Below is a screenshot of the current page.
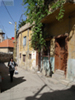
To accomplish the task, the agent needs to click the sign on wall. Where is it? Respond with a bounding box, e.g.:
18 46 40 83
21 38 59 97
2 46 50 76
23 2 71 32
32 51 36 67
32 51 36 59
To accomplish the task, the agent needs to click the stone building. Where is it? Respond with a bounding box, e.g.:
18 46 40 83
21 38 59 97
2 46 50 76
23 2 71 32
0 39 14 53
17 23 38 70
41 2 75 80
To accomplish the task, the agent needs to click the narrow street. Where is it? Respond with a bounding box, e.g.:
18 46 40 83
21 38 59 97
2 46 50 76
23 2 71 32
0 1 75 100
0 64 75 100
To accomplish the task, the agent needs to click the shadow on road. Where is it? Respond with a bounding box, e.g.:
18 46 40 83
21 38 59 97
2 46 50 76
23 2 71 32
0 63 26 92
25 84 75 100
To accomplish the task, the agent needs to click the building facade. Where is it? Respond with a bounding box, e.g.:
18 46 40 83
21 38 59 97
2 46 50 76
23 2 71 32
17 23 38 70
41 2 75 80
0 39 14 53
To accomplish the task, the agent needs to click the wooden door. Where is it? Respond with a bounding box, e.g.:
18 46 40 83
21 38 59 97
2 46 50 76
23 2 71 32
55 36 68 72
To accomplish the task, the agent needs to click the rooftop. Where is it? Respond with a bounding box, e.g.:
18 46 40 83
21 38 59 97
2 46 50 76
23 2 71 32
0 39 14 48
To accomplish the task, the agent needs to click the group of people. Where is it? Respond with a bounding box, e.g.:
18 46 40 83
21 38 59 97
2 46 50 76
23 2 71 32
8 58 17 82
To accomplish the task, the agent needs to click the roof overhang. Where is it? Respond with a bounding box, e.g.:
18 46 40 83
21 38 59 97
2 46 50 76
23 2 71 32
17 23 33 38
41 3 75 24
18 23 32 34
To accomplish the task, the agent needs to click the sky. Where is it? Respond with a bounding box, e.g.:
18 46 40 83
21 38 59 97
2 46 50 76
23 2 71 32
0 0 27 38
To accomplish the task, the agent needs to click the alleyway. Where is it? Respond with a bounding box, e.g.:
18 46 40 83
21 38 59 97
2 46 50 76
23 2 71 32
0 63 75 100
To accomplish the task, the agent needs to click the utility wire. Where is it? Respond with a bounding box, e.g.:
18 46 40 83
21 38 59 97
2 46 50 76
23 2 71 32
2 0 15 24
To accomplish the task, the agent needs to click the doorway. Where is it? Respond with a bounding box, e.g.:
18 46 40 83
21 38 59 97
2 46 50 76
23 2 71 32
55 36 68 74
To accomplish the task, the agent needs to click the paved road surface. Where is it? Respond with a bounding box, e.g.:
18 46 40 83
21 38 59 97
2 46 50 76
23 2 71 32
0 63 75 100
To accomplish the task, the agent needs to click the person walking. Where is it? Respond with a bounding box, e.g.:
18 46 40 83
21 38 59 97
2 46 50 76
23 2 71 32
8 58 16 82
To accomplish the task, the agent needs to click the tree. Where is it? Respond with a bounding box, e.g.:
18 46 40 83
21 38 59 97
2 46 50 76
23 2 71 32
23 0 66 72
18 19 26 29
23 0 66 50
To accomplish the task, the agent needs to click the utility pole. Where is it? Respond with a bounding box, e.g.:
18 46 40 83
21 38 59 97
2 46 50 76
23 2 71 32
26 29 29 70
13 22 17 62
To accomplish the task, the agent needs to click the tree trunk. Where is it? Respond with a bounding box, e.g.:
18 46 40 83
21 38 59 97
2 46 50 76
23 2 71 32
38 52 41 71
48 40 52 77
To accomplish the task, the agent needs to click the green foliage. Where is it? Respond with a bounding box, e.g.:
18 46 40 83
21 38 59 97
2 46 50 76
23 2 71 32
56 4 65 20
23 0 48 52
51 0 65 20
23 0 66 52
18 19 26 29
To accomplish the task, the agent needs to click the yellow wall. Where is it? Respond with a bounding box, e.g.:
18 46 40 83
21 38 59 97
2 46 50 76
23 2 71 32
45 16 75 37
68 24 75 59
18 29 37 70
45 16 75 59
50 38 55 56
19 29 33 53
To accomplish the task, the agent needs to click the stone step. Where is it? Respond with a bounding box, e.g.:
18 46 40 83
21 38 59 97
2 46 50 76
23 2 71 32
52 73 65 80
48 78 59 84
55 69 65 75
60 79 69 85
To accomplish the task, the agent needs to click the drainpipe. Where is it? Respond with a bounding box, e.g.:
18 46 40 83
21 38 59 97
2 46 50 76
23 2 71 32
28 29 29 53
27 29 29 69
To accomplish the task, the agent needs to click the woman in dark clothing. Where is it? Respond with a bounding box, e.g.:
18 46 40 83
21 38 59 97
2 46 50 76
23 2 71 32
8 58 16 82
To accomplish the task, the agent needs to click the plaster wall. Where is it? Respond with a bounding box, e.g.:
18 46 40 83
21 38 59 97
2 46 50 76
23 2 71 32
44 13 75 79
18 29 37 70
0 48 8 53
67 20 75 80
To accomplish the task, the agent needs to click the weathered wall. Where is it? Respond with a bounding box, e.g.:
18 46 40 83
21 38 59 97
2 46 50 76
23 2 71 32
45 15 75 37
67 22 75 81
0 48 8 53
44 11 75 79
52 16 75 80
41 57 55 76
16 37 19 64
0 52 13 62
0 48 13 53
19 30 33 53
50 38 55 56
18 28 37 70
43 16 74 76
41 38 55 76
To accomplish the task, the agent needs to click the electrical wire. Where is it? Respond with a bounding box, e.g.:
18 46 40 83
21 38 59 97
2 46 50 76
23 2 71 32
2 0 15 24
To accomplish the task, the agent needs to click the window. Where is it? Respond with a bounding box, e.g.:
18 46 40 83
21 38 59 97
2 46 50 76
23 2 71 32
20 53 21 58
23 55 26 62
29 54 31 59
23 36 26 46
